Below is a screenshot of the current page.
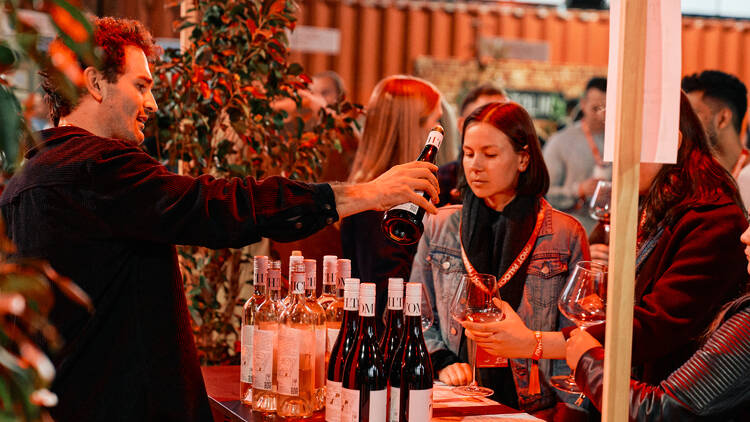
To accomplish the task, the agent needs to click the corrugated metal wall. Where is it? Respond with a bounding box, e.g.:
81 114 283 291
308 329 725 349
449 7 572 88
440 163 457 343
289 1 750 104
95 1 750 105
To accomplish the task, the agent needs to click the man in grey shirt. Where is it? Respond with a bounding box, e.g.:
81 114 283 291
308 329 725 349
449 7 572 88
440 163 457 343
543 77 611 233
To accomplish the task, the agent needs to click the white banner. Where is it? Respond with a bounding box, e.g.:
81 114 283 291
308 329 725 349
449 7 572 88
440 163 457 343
604 0 681 164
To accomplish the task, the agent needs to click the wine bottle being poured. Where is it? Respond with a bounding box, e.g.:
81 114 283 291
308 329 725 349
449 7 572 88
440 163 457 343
381 125 444 245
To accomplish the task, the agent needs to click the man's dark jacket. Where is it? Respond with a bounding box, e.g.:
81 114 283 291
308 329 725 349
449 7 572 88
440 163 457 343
0 127 339 421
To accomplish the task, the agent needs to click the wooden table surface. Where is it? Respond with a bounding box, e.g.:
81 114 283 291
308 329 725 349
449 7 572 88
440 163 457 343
202 365 525 421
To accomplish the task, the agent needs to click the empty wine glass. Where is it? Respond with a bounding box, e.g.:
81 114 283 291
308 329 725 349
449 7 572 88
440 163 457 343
550 261 607 394
589 180 612 245
448 273 501 397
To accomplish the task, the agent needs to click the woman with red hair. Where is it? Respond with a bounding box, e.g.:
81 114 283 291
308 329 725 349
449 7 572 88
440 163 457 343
410 101 589 417
342 75 443 330
470 92 748 419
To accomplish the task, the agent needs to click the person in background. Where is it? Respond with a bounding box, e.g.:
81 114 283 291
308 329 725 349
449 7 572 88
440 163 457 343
468 93 747 413
412 101 588 418
437 83 509 206
565 224 750 421
311 70 345 106
341 75 442 334
682 70 750 208
435 96 460 167
0 18 440 422
543 77 610 233
271 70 359 273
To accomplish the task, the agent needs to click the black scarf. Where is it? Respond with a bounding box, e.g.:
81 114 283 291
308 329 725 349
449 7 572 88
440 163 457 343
461 192 539 310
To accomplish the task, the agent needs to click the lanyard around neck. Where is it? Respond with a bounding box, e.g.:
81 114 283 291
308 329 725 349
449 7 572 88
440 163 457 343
459 198 548 293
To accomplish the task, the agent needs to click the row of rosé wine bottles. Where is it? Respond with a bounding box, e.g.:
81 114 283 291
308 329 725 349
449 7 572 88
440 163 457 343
240 253 433 421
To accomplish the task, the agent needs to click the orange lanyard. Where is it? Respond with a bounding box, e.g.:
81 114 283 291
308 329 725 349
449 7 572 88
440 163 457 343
581 121 604 167
459 199 548 293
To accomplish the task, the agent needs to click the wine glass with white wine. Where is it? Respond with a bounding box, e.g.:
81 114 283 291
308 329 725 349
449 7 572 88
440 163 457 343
550 261 607 394
448 273 502 397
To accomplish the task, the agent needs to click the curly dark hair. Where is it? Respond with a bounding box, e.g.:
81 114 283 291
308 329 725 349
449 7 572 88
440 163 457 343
682 70 748 135
41 17 160 126
639 91 744 238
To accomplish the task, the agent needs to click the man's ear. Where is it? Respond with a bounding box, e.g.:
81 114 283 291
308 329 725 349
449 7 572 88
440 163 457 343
715 107 734 132
83 67 105 102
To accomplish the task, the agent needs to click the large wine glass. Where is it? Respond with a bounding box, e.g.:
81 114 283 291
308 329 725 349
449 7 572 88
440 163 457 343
448 273 502 397
550 261 607 393
588 180 611 245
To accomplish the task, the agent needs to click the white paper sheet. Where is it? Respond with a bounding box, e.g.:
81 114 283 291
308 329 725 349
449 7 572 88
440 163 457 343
603 0 681 164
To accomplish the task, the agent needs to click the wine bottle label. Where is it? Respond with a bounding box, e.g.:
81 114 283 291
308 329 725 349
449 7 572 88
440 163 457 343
387 295 403 310
426 131 443 149
277 327 302 395
405 301 421 317
240 325 254 383
388 386 400 422
315 327 326 388
389 199 420 215
327 327 340 354
292 276 306 294
369 388 387 422
407 388 433 422
359 299 376 317
269 270 281 290
341 388 359 422
344 297 358 311
252 329 276 391
326 380 342 422
306 275 316 290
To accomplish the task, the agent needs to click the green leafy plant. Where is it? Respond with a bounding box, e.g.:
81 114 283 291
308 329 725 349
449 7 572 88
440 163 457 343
150 0 362 365
1 1 95 419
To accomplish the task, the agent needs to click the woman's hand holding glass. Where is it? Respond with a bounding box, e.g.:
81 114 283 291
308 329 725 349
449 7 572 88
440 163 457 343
448 273 501 397
461 298 536 358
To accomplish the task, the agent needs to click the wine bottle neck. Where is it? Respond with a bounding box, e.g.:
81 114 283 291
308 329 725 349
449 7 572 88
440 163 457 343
385 309 403 327
254 282 266 296
358 315 378 338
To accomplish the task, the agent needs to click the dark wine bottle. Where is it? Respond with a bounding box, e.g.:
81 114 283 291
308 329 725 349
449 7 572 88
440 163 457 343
381 125 444 245
380 278 404 373
325 278 360 422
388 282 433 422
341 283 387 422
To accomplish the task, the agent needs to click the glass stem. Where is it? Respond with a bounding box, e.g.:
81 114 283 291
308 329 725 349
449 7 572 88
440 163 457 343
471 341 478 387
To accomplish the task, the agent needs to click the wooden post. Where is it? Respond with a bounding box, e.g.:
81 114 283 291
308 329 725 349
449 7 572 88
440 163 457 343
602 0 647 420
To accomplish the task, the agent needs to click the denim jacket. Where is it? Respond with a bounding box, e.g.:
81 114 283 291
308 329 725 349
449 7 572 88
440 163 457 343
410 202 589 412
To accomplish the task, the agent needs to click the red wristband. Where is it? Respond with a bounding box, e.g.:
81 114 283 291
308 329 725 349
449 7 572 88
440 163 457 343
531 330 543 360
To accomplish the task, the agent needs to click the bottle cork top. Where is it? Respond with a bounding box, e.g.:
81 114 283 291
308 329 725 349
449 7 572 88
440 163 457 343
405 282 422 298
388 278 404 292
304 259 316 274
344 278 360 292
253 256 268 274
360 283 376 298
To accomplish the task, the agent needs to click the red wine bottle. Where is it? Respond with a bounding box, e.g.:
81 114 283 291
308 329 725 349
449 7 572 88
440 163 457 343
388 283 433 422
379 278 404 372
325 278 360 422
341 283 387 422
381 126 444 245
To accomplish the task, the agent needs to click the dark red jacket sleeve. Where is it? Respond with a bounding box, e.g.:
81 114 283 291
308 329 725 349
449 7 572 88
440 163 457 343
92 139 339 248
586 202 748 367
